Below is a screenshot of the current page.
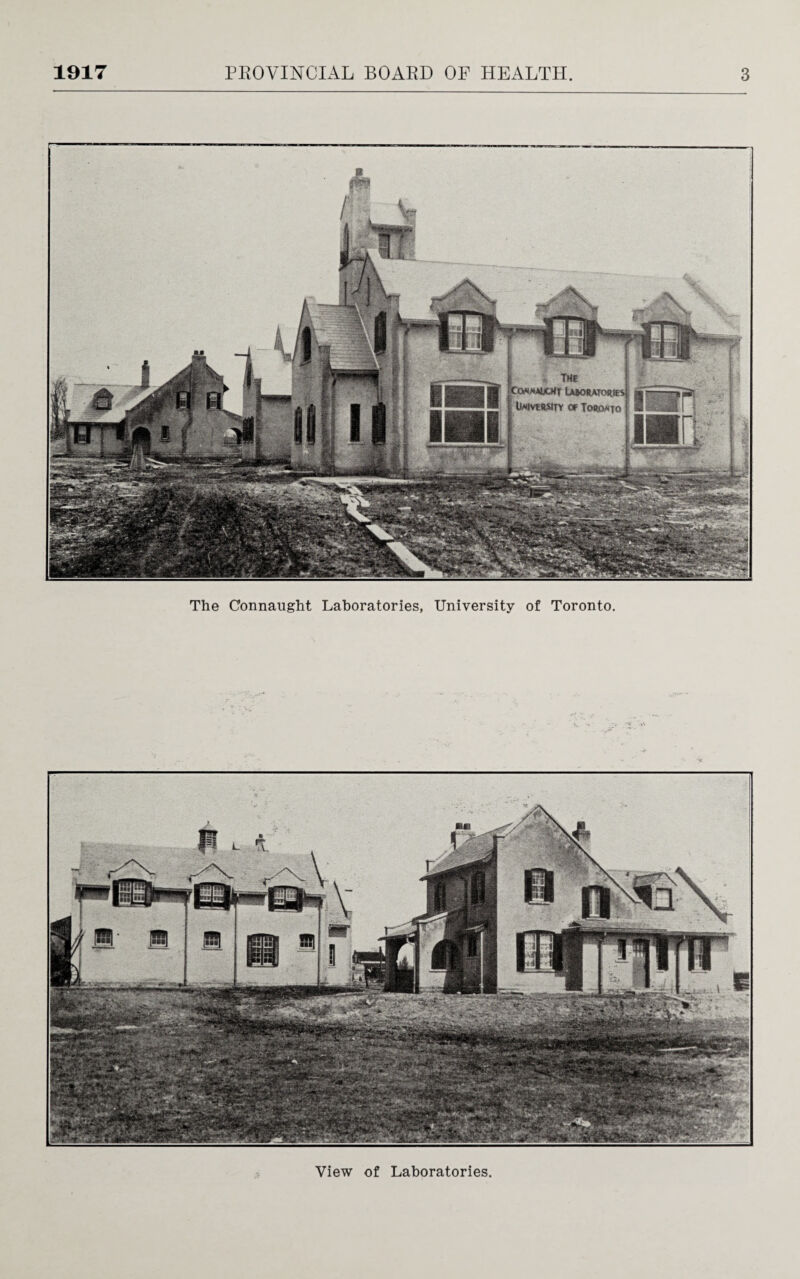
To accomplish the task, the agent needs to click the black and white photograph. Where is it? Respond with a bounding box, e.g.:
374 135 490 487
48 145 751 581
49 772 751 1147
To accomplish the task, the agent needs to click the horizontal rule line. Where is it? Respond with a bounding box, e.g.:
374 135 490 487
52 88 748 96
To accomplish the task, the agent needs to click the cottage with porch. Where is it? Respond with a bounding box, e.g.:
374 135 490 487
381 804 734 995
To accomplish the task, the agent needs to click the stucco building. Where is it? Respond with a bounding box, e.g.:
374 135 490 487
381 804 735 995
70 822 352 988
240 328 293 463
291 168 743 477
66 351 242 460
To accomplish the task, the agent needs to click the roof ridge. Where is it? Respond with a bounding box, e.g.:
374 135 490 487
379 256 696 282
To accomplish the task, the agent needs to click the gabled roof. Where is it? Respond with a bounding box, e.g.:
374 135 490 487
608 868 731 934
421 824 511 878
370 201 412 229
327 881 351 926
371 257 738 336
68 382 154 424
77 842 326 897
304 300 378 372
248 347 292 396
275 324 297 355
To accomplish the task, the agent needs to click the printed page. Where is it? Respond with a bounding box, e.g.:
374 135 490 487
1 1 797 1275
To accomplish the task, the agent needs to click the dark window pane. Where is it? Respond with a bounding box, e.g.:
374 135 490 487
444 384 484 409
634 390 643 411
646 414 680 444
429 410 442 442
444 410 485 443
645 390 680 413
634 414 644 444
430 383 442 407
487 385 499 408
487 411 499 442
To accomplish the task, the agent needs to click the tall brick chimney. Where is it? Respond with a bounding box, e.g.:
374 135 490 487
450 821 473 849
572 820 591 853
141 359 150 388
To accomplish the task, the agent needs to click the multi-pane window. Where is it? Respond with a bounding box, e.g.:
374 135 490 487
429 383 500 445
470 870 485 905
150 930 168 948
207 392 220 409
649 322 680 359
176 391 190 410
75 424 89 444
517 930 557 972
634 388 694 446
306 405 316 444
526 869 546 903
270 886 301 911
586 886 602 917
689 938 711 971
299 934 315 950
94 928 113 947
95 395 111 410
654 888 673 910
198 883 226 907
329 944 336 966
656 937 669 971
247 934 278 967
203 931 221 949
553 318 586 356
378 233 390 258
116 879 148 906
446 312 483 352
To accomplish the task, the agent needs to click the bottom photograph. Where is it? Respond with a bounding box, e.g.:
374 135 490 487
48 771 751 1146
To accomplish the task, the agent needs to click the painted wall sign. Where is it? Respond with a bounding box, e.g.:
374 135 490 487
512 373 626 416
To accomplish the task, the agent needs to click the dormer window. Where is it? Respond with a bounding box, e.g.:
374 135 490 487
194 883 230 909
113 879 152 907
646 321 691 360
269 885 303 911
94 393 111 410
441 311 491 353
544 317 597 357
654 887 673 910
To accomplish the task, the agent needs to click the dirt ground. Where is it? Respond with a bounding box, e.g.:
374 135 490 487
48 459 749 579
49 988 750 1145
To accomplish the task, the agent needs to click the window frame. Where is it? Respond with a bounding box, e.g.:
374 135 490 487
517 930 559 973
648 321 685 360
269 885 303 912
94 928 113 948
349 403 361 443
470 870 485 905
176 390 190 410
433 880 447 912
203 931 222 950
689 937 711 972
75 424 89 444
431 939 457 971
378 233 391 258
634 387 695 447
301 327 312 362
429 382 501 447
373 311 387 354
195 882 228 910
306 404 316 444
160 424 170 442
293 406 302 443
552 317 586 356
445 311 486 353
114 878 152 908
617 939 627 961
656 936 669 971
524 868 555 905
654 887 673 910
299 933 316 950
247 933 279 968
329 943 336 967
206 391 221 410
149 929 168 949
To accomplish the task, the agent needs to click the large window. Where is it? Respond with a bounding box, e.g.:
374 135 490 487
516 931 562 972
149 930 168 948
429 383 500 445
114 879 152 907
524 868 554 903
195 883 229 909
247 934 279 967
634 388 694 446
269 886 303 911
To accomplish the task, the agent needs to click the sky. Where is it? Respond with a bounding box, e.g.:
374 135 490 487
49 772 751 965
49 145 751 415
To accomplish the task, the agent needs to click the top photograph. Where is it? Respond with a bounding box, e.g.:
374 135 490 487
47 145 751 581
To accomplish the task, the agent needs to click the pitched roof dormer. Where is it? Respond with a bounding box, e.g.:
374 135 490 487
92 388 113 410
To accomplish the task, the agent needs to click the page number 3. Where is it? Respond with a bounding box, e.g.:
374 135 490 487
740 67 750 81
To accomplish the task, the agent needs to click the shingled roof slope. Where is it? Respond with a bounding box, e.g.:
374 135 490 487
249 347 292 395
78 842 326 896
306 301 378 372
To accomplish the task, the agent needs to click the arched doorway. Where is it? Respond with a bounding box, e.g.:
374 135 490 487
131 426 151 455
223 426 242 449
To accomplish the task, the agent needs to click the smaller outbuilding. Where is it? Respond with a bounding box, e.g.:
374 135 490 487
240 327 293 463
65 351 242 460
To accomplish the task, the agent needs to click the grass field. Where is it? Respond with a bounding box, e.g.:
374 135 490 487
48 459 749 579
49 988 750 1145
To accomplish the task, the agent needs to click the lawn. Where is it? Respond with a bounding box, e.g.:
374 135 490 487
48 459 749 579
49 988 750 1145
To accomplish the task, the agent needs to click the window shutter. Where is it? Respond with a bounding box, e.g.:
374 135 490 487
544 870 555 903
273 936 279 966
581 886 590 918
267 888 275 911
295 891 303 912
86 426 91 444
194 885 201 909
176 392 181 409
702 939 711 971
688 939 695 970
680 324 691 360
516 933 525 973
553 934 564 972
482 315 495 352
371 404 379 442
600 887 611 919
585 320 597 357
543 320 553 356
144 883 153 907
439 315 449 351
73 425 79 444
112 880 119 906
246 937 253 967
524 869 532 902
223 886 231 911
642 325 651 359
